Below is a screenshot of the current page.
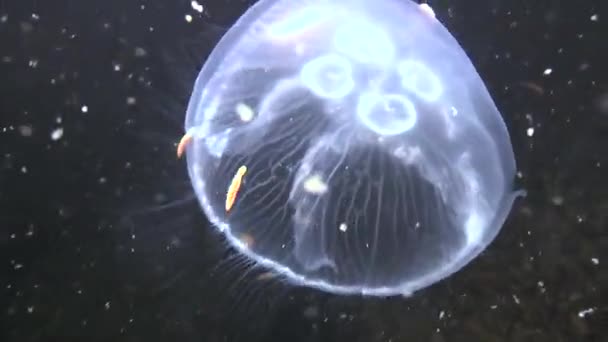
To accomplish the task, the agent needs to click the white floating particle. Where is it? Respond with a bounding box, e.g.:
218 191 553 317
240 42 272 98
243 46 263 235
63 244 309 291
512 294 520 304
105 302 111 310
27 306 34 313
236 102 254 122
438 310 445 319
18 125 33 137
51 127 64 141
21 21 33 33
191 1 204 13
134 47 147 57
450 106 458 116
543 68 552 76
303 174 328 194
81 105 88 113
537 281 546 293
303 305 319 319
126 96 136 105
338 223 348 232
578 307 595 318
591 258 599 265
185 14 193 23
590 14 598 22
551 195 564 205
526 127 535 137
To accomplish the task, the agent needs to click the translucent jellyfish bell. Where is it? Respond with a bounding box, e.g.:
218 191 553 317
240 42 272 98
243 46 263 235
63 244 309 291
182 0 523 296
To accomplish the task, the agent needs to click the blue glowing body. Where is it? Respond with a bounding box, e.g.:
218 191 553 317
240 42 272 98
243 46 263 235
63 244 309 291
183 0 522 296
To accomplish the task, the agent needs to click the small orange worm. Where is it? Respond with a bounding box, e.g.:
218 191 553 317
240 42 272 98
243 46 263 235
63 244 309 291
225 165 247 212
176 132 193 158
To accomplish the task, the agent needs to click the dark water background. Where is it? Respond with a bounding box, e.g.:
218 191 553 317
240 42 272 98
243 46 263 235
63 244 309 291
1 0 606 341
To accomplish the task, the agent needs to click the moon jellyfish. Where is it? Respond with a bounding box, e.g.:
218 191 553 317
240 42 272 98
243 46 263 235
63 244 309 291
181 0 523 296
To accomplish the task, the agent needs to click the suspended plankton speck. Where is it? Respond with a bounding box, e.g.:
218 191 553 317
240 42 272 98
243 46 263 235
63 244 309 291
134 47 147 57
191 1 204 13
236 102 255 122
303 174 328 194
50 127 64 141
19 125 33 137
578 307 596 318
338 223 348 232
126 96 136 105
526 127 534 137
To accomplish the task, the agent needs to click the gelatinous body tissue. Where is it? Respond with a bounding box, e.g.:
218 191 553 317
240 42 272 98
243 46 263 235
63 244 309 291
181 0 523 296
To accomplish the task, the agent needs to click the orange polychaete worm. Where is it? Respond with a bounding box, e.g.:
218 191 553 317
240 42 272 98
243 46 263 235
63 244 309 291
225 165 248 213
176 132 193 158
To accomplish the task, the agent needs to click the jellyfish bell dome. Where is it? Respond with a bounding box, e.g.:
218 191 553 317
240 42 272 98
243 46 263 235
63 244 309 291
181 0 523 296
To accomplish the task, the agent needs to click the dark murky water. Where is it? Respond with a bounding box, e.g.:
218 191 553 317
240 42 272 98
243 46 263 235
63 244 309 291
2 1 606 341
